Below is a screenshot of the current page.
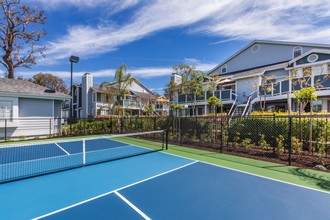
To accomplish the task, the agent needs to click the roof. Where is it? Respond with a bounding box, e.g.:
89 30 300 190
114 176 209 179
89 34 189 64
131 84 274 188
0 78 71 100
226 62 288 80
156 96 169 103
132 91 157 100
209 39 330 74
92 78 156 95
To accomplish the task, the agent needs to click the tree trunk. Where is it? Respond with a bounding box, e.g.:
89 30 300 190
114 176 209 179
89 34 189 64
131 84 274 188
7 65 14 79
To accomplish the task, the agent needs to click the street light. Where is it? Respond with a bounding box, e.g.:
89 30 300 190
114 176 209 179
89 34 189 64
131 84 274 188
184 104 188 117
69 55 79 120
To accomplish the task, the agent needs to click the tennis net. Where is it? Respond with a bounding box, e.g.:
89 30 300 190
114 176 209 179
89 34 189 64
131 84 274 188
0 130 168 183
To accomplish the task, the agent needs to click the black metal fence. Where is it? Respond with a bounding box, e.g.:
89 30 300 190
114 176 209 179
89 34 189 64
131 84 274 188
1 115 330 171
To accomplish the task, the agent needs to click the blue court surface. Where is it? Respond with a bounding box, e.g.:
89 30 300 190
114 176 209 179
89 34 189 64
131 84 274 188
0 141 330 219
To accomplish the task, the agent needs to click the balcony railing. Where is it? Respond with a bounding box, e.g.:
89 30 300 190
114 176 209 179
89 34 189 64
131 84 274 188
258 75 330 97
177 89 236 104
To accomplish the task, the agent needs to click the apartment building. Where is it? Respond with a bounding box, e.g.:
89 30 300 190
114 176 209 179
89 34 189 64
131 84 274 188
172 40 330 116
64 73 168 118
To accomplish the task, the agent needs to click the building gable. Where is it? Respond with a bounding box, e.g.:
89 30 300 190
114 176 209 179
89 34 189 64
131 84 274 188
209 40 330 76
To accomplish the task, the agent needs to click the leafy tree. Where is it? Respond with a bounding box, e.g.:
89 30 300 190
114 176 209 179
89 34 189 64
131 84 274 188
164 78 176 101
31 73 68 94
172 64 195 94
169 64 205 116
144 104 154 116
207 95 222 115
170 103 183 117
293 87 317 113
186 69 205 116
207 73 221 92
258 75 276 112
0 0 47 79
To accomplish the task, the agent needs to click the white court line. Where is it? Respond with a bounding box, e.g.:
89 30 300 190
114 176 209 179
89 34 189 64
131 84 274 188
114 191 151 220
55 143 70 155
33 160 198 220
157 148 330 195
1 145 136 166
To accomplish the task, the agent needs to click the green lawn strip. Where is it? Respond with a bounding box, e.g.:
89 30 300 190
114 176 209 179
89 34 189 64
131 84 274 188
0 134 113 147
121 137 330 192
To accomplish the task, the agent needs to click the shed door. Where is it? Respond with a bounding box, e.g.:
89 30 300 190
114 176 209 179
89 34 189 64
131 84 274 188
19 98 53 117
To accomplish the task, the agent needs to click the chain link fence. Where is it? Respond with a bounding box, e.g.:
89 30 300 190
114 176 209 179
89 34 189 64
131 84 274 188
1 115 330 170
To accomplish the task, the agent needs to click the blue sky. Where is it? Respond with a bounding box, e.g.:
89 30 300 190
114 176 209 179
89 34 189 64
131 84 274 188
6 0 330 94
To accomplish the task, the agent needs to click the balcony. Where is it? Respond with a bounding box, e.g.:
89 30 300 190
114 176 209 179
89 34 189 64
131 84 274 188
177 89 236 104
258 75 330 100
154 104 168 111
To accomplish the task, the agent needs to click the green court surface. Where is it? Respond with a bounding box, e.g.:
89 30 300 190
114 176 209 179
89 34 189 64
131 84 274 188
1 135 330 192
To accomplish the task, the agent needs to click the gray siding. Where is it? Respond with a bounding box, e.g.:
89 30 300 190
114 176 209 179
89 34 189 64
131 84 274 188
214 43 315 74
236 77 258 103
296 53 330 65
54 100 62 118
19 98 52 117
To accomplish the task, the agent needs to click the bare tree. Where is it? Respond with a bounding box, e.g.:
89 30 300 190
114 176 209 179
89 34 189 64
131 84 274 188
0 0 46 79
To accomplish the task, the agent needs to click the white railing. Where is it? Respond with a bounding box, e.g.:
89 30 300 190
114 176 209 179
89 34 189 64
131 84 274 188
242 91 257 117
228 94 238 118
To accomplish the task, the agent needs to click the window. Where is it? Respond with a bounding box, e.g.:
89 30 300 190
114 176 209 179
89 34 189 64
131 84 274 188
221 64 227 74
97 93 102 102
293 46 302 58
92 93 96 102
307 54 318 63
0 100 13 120
251 44 260 53
312 100 322 112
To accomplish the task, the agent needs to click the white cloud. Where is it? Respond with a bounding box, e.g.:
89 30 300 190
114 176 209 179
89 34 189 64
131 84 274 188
36 0 330 64
32 0 140 11
16 60 217 81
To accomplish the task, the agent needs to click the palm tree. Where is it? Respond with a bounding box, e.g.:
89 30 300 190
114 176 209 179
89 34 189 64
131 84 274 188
100 64 137 116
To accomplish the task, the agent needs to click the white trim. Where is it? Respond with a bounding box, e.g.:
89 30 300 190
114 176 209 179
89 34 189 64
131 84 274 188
232 72 264 80
209 40 330 74
55 143 70 155
0 92 70 100
292 46 302 59
221 64 227 74
115 191 151 220
251 44 260 53
289 49 330 65
307 54 319 63
52 100 54 118
286 59 330 70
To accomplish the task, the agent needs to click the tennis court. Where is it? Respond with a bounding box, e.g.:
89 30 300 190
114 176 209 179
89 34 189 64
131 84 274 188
0 131 330 219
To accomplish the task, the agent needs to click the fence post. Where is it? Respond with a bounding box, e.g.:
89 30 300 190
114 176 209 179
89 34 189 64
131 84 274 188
121 117 123 133
5 119 7 142
49 118 52 137
180 117 183 146
288 116 292 166
220 116 223 153
165 129 169 150
110 117 112 134
70 117 72 136
83 118 86 135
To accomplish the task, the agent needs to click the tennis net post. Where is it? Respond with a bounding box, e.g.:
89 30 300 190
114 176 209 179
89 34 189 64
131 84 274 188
83 139 86 166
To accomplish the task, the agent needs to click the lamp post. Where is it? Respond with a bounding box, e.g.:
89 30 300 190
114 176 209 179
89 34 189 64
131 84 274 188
69 55 79 120
184 104 188 117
